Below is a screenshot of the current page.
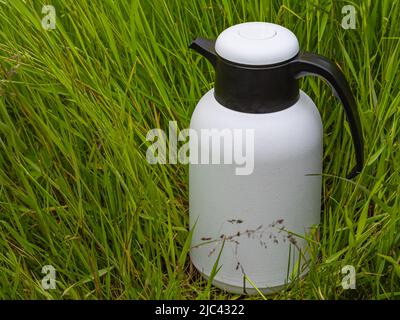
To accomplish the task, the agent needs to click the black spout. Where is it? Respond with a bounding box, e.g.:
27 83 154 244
189 37 217 68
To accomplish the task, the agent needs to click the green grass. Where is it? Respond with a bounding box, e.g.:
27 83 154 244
0 0 399 299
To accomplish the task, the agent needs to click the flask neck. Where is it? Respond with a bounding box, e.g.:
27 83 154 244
214 56 300 113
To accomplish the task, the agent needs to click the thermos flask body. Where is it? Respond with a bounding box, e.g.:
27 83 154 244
189 89 323 294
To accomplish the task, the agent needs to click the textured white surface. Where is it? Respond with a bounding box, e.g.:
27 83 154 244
215 22 299 65
189 90 323 293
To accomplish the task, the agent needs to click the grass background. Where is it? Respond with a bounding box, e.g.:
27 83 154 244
0 0 399 299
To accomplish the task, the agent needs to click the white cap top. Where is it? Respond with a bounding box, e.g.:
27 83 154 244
215 22 299 65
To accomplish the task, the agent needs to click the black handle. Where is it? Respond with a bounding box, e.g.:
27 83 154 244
290 52 364 178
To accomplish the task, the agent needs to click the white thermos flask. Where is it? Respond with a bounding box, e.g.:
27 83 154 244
189 22 363 294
